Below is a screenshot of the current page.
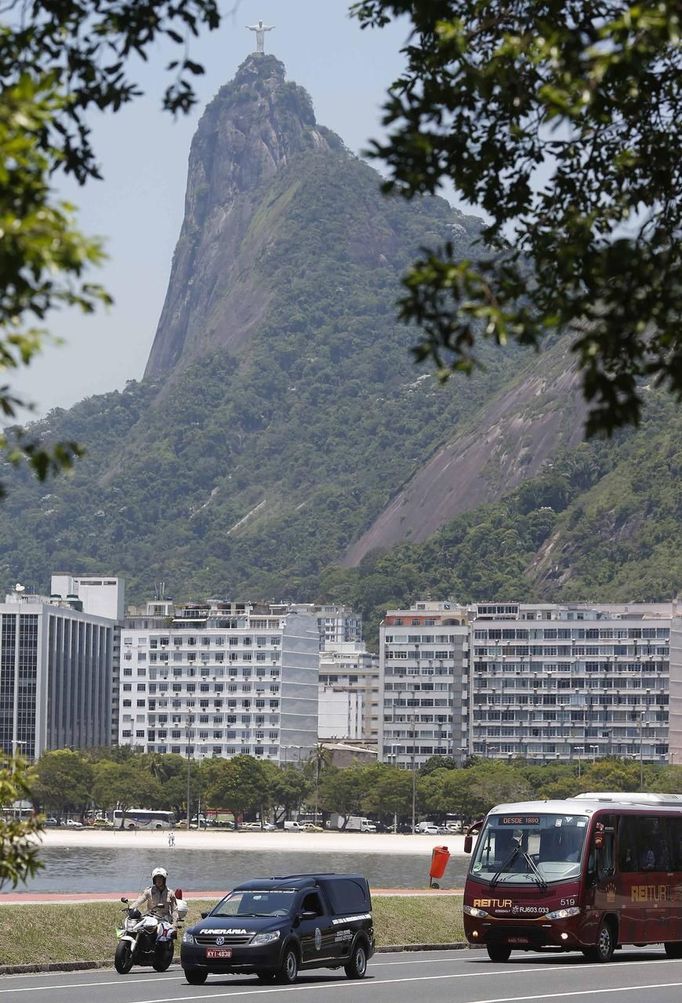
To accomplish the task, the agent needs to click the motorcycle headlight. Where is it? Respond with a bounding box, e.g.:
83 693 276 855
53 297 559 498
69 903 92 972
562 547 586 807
251 930 280 946
182 931 196 945
463 904 488 919
545 906 581 920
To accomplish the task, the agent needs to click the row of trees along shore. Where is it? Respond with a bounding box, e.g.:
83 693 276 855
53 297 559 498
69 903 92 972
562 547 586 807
4 749 682 891
19 747 682 828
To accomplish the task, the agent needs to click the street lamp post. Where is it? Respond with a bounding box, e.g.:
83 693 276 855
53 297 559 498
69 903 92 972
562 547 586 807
574 746 584 778
396 688 417 834
639 712 647 788
186 714 194 827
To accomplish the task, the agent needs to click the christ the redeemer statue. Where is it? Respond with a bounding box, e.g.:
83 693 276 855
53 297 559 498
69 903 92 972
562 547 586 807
247 19 275 54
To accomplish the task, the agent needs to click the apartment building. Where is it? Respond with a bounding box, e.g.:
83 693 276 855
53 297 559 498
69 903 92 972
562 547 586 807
379 601 469 768
318 642 379 744
469 602 672 764
286 604 362 650
119 600 319 763
0 587 116 758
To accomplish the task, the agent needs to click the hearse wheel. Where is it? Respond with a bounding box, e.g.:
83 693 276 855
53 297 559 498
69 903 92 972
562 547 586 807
184 968 208 985
487 944 512 963
344 941 368 979
583 918 615 963
277 947 299 984
665 942 682 959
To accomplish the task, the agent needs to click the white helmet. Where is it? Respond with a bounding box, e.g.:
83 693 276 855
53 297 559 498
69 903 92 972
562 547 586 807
151 867 168 881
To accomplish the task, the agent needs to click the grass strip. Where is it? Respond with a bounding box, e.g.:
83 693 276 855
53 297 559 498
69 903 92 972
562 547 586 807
0 896 464 967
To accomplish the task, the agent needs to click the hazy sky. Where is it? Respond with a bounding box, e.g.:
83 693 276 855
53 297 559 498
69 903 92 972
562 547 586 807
15 0 411 419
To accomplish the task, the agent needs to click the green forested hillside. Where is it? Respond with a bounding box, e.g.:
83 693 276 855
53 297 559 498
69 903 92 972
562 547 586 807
321 392 682 647
1 56 680 624
0 148 513 600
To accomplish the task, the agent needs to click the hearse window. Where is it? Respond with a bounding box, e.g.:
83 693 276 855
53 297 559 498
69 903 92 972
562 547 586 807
322 878 368 913
301 892 324 916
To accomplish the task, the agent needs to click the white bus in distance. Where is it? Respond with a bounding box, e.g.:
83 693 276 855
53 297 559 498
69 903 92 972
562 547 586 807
113 809 176 830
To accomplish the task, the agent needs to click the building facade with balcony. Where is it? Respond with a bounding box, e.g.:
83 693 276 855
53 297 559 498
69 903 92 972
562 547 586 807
379 601 469 768
469 602 672 764
119 600 319 762
318 642 379 744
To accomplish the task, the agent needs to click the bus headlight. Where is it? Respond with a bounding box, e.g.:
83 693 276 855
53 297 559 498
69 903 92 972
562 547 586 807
182 931 195 945
545 906 581 920
463 904 488 919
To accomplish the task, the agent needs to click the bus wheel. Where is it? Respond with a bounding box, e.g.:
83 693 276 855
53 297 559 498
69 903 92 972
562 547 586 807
486 944 512 963
665 942 682 959
584 919 615 963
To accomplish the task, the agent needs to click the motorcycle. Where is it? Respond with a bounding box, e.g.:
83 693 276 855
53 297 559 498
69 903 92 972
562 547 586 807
115 898 177 974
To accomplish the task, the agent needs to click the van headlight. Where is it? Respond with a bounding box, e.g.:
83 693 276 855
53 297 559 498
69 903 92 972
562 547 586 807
182 931 196 944
251 930 280 946
463 904 488 918
545 906 581 920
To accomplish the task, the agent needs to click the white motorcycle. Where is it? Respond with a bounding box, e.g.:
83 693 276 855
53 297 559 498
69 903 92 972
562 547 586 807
115 897 185 974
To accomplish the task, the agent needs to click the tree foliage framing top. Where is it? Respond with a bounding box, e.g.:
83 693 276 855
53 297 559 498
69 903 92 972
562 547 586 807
0 0 223 488
352 1 682 436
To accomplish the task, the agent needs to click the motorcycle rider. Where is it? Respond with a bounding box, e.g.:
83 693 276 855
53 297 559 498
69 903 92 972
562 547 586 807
132 867 179 933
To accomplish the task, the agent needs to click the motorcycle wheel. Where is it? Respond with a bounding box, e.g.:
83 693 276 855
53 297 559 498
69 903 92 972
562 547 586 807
115 941 134 975
153 942 174 972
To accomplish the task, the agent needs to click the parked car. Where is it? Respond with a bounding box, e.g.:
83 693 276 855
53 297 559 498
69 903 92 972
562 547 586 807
65 819 83 828
416 822 447 835
43 817 59 827
301 823 324 832
181 872 374 985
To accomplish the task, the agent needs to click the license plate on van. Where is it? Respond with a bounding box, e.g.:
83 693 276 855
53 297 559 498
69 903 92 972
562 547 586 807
207 948 232 959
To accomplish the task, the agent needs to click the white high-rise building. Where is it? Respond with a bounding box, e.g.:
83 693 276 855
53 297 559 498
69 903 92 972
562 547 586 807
0 588 115 758
119 600 319 762
379 601 469 768
51 573 125 621
469 602 672 764
318 642 379 743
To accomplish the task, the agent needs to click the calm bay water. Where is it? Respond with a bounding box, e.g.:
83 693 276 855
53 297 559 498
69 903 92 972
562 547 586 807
18 846 468 894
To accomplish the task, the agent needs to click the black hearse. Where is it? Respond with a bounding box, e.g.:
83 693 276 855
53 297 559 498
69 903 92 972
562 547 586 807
181 872 374 986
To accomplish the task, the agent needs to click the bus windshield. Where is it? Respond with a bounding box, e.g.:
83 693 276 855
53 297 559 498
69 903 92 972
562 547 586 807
471 812 589 886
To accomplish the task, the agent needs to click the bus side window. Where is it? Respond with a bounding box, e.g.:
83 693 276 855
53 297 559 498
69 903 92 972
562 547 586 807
669 818 682 870
618 817 637 872
598 815 615 878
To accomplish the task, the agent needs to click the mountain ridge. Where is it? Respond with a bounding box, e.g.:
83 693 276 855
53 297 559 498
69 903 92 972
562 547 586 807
0 54 679 618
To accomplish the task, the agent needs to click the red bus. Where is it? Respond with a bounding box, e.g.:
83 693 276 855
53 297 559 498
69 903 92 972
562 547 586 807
463 792 682 963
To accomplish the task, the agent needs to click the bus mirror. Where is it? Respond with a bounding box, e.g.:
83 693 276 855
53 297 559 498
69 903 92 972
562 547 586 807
464 834 473 854
593 823 615 849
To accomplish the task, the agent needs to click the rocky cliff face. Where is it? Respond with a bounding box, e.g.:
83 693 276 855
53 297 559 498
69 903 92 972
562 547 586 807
145 55 344 378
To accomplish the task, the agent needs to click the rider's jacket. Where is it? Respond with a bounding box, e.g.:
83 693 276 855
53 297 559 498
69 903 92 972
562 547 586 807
132 884 179 924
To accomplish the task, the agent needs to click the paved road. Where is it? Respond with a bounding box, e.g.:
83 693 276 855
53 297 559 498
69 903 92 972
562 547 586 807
3 949 682 1003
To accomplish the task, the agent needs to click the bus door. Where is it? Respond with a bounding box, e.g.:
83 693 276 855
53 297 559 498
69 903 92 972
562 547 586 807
583 815 616 937
617 815 676 944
